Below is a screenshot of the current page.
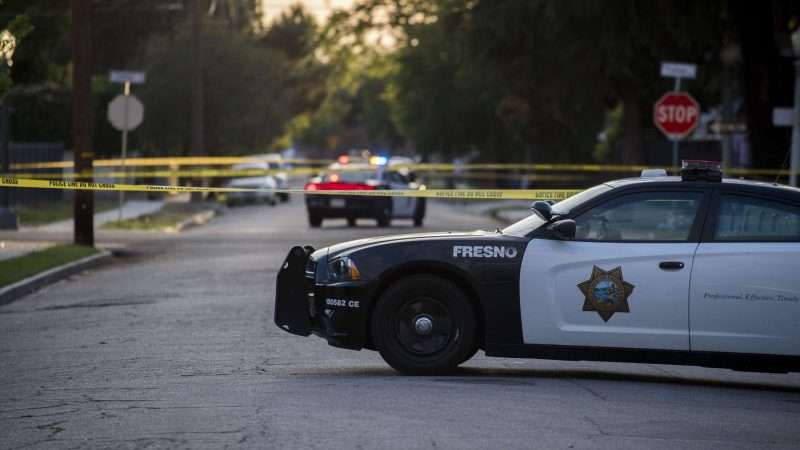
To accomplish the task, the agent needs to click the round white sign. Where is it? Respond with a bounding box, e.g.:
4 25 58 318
107 94 144 131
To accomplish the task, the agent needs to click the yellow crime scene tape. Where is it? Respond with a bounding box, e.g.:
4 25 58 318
0 176 581 201
10 156 792 178
10 156 335 170
6 168 587 182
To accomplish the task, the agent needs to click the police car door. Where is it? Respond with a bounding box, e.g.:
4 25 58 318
690 191 800 356
520 189 708 350
386 171 416 217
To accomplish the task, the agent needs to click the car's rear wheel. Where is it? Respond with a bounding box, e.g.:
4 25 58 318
413 199 425 227
347 217 357 227
376 206 391 227
372 275 477 375
308 213 322 228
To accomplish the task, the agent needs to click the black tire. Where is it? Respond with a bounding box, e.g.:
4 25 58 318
279 193 290 203
347 217 357 227
308 213 322 228
413 199 426 227
376 204 391 227
372 275 477 375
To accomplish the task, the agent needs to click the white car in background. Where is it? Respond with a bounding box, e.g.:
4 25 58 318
224 162 277 207
257 153 291 202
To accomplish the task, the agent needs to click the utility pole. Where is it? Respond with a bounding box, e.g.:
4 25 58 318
72 0 94 246
190 0 205 201
0 101 18 229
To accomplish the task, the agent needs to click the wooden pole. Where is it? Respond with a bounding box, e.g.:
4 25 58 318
72 0 94 246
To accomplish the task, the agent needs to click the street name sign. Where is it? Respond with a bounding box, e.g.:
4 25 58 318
107 94 144 131
708 121 747 135
110 70 146 84
660 62 697 79
653 91 700 140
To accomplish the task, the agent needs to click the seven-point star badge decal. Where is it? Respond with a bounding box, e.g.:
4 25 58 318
577 266 635 322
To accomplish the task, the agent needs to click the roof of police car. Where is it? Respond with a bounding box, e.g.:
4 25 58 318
604 176 800 194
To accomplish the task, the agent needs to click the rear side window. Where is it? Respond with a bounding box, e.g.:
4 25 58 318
573 191 702 242
715 195 800 241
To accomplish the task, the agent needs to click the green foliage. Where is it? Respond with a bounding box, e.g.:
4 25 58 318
310 0 733 164
0 3 34 97
6 84 71 144
0 0 69 88
0 244 98 288
137 17 294 155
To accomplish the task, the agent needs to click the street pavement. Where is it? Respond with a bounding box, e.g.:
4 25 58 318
1 198 799 449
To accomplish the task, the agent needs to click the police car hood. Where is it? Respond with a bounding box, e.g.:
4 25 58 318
323 230 506 258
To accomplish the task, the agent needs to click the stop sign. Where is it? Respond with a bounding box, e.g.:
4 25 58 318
653 91 700 140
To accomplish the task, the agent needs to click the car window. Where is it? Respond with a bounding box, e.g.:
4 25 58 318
323 172 374 183
574 191 702 241
385 171 407 184
550 184 612 215
715 195 800 241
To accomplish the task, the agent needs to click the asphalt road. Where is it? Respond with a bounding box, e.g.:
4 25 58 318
1 198 799 449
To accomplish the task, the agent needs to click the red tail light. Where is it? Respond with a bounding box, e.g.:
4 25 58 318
305 182 375 191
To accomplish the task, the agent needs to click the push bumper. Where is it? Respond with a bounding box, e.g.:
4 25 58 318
274 246 370 350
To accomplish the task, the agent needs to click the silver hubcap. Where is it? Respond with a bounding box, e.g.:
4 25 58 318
413 316 433 335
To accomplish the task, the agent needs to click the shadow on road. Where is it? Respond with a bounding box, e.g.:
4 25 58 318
286 365 800 394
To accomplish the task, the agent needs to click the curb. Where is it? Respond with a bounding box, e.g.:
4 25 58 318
0 250 112 306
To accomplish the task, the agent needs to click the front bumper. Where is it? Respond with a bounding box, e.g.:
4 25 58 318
274 246 370 350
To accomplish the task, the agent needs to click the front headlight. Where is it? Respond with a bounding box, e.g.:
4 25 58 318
328 256 361 282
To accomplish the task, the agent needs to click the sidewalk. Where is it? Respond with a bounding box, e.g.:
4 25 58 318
27 199 165 233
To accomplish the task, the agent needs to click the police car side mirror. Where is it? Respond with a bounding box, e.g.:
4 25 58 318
549 219 576 240
531 201 552 221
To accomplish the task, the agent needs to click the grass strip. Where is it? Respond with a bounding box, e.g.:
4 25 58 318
16 200 117 226
0 245 98 287
102 203 214 231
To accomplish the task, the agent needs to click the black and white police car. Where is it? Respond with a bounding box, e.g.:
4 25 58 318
304 161 426 227
276 161 800 374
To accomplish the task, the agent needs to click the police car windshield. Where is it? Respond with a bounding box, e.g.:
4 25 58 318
501 184 612 237
550 184 612 215
323 171 375 183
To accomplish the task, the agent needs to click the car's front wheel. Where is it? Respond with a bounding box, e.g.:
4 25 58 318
308 213 322 228
372 275 477 375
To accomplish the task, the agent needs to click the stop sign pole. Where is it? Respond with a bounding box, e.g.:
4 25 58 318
658 62 698 170
108 70 146 221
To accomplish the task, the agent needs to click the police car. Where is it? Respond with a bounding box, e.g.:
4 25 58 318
276 161 800 374
304 162 426 227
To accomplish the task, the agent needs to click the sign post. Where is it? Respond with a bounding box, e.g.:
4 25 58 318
658 62 698 170
108 70 145 221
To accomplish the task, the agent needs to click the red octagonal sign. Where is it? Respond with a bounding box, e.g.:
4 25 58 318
653 91 700 140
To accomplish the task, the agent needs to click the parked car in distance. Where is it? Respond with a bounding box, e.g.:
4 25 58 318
224 162 277 207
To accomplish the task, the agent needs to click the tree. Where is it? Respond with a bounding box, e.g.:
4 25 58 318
137 17 294 155
0 0 64 89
